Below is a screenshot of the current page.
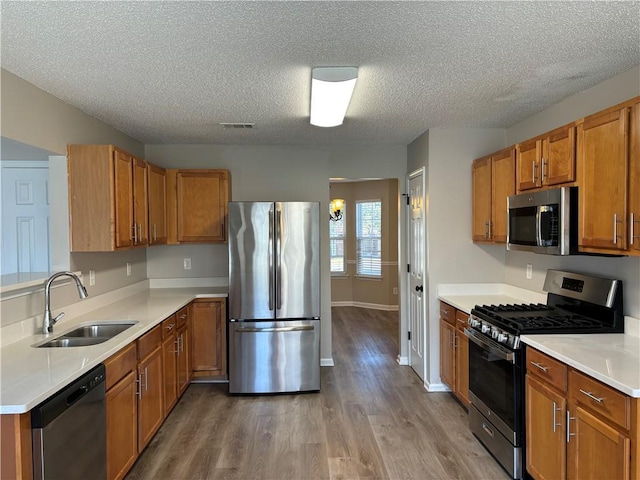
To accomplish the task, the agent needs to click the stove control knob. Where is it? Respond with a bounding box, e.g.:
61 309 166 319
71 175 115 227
491 328 499 339
497 333 508 343
481 324 491 334
468 317 480 328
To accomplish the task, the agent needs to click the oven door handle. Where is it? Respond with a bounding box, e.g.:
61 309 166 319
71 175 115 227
464 328 515 364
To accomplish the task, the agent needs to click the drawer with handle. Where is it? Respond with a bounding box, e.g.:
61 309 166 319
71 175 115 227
439 301 455 325
526 347 567 393
176 306 190 329
569 369 630 430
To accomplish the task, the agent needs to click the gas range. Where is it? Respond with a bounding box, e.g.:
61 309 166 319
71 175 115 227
468 270 624 351
465 269 624 480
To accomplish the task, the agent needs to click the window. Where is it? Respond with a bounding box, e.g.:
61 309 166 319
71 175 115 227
329 204 346 274
356 200 382 277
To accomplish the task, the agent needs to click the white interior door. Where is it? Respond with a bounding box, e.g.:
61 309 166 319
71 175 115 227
407 169 425 379
1 161 51 275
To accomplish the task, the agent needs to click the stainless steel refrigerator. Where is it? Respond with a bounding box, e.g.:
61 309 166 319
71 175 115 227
228 201 320 394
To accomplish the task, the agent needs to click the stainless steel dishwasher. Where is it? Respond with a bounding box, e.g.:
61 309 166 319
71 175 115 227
31 363 106 480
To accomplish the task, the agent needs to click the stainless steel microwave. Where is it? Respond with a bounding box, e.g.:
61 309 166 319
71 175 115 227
507 186 578 255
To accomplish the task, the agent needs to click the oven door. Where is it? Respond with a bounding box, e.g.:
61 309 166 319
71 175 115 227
465 328 523 445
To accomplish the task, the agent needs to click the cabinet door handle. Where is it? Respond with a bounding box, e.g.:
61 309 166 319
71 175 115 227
138 223 143 243
132 223 138 244
613 214 622 244
135 375 142 398
566 410 575 443
579 389 604 404
631 213 638 245
144 366 149 391
530 361 548 373
532 161 538 183
552 401 562 433
541 158 547 181
487 220 492 239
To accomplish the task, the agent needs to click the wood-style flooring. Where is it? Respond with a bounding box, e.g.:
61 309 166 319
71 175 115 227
125 307 509 480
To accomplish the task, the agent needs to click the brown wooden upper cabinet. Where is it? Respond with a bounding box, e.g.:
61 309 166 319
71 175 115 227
577 101 632 255
147 163 167 245
472 147 515 243
167 169 230 244
629 99 640 255
516 123 576 192
68 145 148 252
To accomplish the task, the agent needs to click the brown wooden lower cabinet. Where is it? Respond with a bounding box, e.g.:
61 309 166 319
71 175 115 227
439 301 470 407
104 342 138 480
191 298 227 377
525 347 638 480
161 317 178 417
106 371 138 480
136 326 164 452
0 413 32 480
177 322 191 395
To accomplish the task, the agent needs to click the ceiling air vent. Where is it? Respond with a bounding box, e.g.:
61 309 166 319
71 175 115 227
220 122 256 129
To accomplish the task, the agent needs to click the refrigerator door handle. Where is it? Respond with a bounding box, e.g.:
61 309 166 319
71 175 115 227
235 325 315 333
268 207 274 312
275 205 282 311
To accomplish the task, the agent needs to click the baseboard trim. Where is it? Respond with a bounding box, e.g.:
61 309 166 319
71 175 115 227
321 358 335 367
396 355 409 365
330 301 399 311
424 381 451 393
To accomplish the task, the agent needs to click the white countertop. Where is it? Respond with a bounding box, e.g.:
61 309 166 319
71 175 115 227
0 286 227 414
437 283 640 399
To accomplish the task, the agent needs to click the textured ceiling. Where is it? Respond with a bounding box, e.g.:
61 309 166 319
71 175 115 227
1 1 639 147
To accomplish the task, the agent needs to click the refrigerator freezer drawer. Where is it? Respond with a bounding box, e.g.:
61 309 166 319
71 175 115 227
228 319 320 394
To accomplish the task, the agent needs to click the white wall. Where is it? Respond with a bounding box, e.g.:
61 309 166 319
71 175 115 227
505 65 640 319
407 128 506 387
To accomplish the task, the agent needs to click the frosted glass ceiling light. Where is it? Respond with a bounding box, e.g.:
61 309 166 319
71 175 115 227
310 67 358 127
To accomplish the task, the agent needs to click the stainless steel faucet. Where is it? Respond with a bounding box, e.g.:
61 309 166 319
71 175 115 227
43 271 89 334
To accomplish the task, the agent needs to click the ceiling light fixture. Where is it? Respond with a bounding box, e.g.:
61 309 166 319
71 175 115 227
310 67 358 127
329 198 344 221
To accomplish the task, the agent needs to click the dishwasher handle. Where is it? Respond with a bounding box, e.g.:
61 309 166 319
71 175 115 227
31 363 106 428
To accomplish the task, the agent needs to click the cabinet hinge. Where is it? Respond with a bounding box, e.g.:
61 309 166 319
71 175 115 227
408 331 411 340
407 264 410 273
406 195 410 205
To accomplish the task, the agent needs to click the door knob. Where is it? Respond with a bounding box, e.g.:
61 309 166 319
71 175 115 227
415 285 423 292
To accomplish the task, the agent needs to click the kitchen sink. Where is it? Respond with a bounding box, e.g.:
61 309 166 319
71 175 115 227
33 321 137 348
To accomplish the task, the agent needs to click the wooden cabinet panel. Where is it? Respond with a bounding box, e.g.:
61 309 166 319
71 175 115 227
526 376 566 480
0 413 32 480
454 311 469 407
106 371 138 480
177 325 191 395
526 347 567 393
630 100 640 254
162 333 177 417
137 336 164 452
137 326 162 361
104 343 136 391
439 319 455 389
175 170 229 243
114 149 135 249
516 138 541 191
569 370 630 430
567 406 630 480
191 299 226 376
543 125 576 186
491 147 516 242
472 156 492 242
439 301 455 325
132 157 148 246
577 106 629 253
148 163 167 245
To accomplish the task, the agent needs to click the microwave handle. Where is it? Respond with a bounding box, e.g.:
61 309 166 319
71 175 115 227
535 206 543 246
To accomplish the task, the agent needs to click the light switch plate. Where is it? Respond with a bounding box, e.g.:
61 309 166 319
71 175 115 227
89 269 96 286
183 258 192 270
126 263 131 276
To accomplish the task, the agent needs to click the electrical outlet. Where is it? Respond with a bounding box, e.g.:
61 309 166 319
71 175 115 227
89 269 96 286
183 258 192 270
526 263 533 280
126 262 131 276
